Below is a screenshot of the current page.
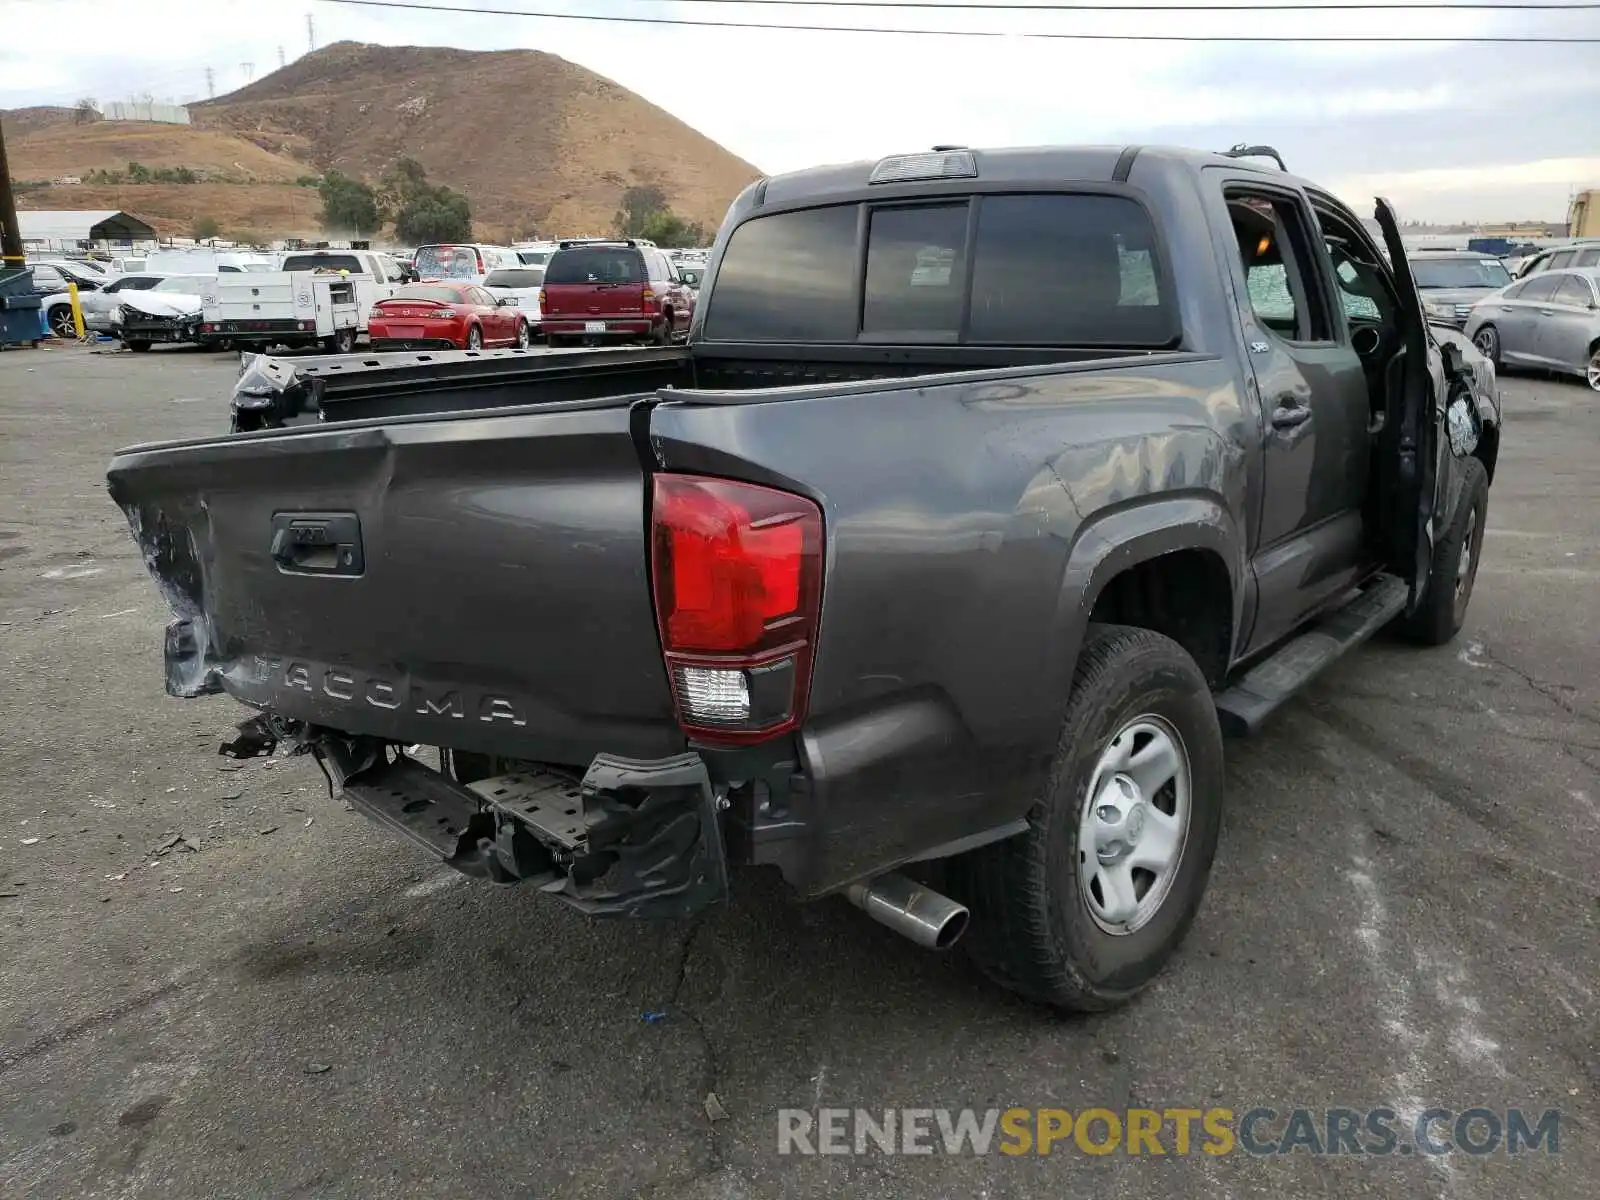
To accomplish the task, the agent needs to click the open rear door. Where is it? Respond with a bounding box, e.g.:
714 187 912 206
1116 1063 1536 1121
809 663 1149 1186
1373 198 1438 614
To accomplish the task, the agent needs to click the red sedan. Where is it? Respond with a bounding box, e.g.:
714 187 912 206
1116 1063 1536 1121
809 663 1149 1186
368 283 530 351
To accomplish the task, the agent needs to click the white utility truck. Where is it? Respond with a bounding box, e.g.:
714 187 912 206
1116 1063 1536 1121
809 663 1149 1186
198 249 407 352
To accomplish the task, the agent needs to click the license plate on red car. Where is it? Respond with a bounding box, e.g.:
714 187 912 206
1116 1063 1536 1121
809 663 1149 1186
389 325 423 338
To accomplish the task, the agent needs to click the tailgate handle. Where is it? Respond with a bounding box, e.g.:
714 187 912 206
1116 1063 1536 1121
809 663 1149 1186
270 512 364 576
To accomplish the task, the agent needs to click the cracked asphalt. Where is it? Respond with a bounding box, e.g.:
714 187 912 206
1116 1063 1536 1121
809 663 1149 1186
1 344 1595 1199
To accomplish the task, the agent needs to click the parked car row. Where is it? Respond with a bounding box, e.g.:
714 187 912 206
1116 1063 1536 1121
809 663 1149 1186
361 239 701 351
22 236 714 354
1397 249 1599 391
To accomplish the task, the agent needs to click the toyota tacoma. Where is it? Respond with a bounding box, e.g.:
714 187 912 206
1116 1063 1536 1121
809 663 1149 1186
108 144 1500 1010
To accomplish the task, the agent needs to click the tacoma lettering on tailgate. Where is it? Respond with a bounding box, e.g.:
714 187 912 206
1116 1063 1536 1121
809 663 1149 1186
274 659 529 726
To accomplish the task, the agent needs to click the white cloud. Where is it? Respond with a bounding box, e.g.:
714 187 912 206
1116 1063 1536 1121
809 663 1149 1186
1330 157 1600 222
2 0 1594 220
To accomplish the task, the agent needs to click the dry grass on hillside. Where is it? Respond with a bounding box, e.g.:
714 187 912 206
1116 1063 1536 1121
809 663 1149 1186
5 42 761 242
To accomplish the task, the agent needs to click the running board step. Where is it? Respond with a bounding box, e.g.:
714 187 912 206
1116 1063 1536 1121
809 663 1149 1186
1214 574 1409 736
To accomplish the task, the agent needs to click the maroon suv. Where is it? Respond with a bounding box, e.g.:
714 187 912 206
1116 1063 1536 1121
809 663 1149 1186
539 240 695 346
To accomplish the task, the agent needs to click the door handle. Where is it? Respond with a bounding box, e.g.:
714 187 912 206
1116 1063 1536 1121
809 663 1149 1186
1270 398 1312 430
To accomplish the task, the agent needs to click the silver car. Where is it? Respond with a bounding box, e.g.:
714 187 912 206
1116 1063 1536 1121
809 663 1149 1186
1464 268 1600 392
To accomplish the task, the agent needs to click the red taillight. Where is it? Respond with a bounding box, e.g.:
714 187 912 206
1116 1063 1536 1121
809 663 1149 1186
651 473 823 745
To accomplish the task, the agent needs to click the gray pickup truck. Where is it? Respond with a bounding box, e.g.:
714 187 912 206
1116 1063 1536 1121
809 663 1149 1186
108 144 1501 1010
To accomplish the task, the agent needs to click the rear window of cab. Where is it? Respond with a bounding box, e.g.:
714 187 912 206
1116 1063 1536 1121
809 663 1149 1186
544 249 643 285
703 193 1176 347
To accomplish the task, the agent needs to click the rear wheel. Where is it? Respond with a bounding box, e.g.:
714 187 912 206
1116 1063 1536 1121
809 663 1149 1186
466 325 483 351
1472 324 1500 370
949 624 1225 1010
1402 456 1488 646
653 312 673 346
515 320 531 350
332 327 356 354
1586 342 1600 393
547 334 574 348
125 340 151 353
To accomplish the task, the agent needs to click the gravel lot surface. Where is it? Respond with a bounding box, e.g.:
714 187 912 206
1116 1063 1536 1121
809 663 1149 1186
1 344 1595 1199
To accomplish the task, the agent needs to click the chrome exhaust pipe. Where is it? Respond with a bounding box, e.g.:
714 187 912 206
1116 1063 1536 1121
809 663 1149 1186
845 872 969 951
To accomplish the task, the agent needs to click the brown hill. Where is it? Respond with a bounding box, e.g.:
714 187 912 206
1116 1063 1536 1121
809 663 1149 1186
10 122 307 182
2 106 81 137
5 42 762 243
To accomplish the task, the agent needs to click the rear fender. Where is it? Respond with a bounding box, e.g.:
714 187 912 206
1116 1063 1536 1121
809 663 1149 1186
1045 493 1247 698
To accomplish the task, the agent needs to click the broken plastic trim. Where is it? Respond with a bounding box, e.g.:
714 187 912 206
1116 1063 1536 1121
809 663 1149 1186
308 734 730 919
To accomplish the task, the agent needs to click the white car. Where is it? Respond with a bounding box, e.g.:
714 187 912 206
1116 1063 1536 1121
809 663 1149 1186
42 274 168 337
483 266 546 338
114 276 212 351
512 242 562 270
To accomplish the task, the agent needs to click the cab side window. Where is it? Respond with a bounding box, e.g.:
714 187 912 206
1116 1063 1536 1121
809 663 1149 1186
1227 192 1333 343
1331 256 1382 322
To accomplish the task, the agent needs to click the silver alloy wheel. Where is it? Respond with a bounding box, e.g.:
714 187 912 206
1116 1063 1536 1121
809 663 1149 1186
1472 328 1496 359
517 320 530 349
1456 505 1478 599
1078 714 1192 935
50 307 76 338
1587 349 1600 393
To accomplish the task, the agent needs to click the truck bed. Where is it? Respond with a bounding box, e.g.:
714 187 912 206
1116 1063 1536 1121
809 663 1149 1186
229 342 1168 430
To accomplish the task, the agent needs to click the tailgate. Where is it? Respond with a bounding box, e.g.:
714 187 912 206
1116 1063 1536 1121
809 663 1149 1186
545 283 646 319
107 406 682 765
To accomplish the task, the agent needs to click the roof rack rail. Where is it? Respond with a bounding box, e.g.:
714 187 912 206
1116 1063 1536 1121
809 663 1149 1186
1222 144 1288 172
557 237 653 250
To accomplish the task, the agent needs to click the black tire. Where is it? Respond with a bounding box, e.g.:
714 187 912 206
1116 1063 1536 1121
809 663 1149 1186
1587 341 1600 394
466 325 483 351
125 340 151 353
48 306 76 339
949 624 1225 1011
333 327 356 354
515 320 531 350
653 312 673 346
547 334 573 348
1472 324 1500 370
1402 456 1488 646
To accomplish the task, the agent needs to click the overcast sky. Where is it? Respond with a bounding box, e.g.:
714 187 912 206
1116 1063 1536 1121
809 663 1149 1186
2 0 1596 221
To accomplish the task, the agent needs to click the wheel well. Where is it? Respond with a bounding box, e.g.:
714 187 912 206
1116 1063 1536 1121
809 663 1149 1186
1087 549 1233 687
1475 422 1501 485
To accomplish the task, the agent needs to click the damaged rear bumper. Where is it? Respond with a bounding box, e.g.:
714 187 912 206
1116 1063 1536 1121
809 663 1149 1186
304 731 728 919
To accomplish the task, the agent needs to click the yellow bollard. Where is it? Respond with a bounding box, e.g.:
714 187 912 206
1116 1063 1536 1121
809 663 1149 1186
67 281 86 339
